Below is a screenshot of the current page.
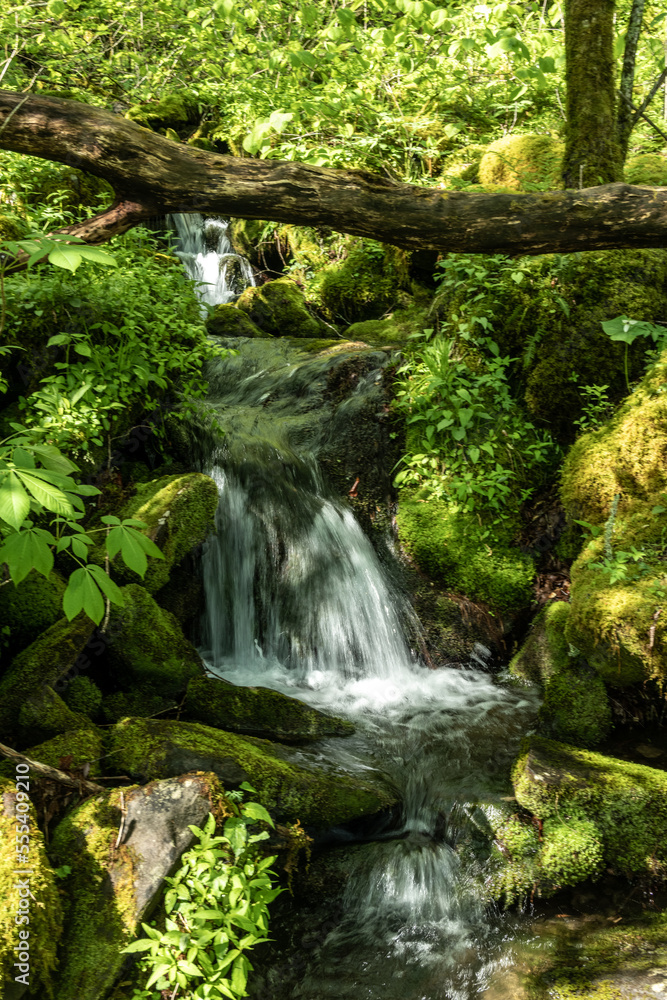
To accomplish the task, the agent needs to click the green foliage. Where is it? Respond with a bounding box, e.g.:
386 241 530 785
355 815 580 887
394 333 557 514
123 793 281 1000
571 382 614 433
600 314 667 391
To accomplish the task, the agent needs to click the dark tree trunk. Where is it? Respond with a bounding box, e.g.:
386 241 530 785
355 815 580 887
616 0 647 161
2 91 667 257
562 0 623 188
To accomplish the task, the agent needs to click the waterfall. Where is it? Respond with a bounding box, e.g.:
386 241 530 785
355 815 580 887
169 230 540 999
169 214 255 310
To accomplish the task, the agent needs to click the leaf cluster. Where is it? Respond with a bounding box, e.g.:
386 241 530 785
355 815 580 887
123 788 281 1000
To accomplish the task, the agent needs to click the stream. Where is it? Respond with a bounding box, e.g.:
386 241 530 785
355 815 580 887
176 215 542 999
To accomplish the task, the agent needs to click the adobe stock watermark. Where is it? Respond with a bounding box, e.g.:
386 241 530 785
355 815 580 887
13 762 33 990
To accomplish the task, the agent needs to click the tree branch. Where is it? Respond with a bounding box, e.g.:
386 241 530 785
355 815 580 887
0 740 105 794
1 90 667 258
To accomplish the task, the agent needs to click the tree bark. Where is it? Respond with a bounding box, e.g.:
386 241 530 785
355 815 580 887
2 91 667 257
616 0 646 161
562 0 623 188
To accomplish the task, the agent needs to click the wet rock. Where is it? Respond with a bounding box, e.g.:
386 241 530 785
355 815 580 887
106 717 396 828
49 772 218 1000
106 584 203 698
206 302 269 337
236 278 328 338
111 472 219 592
0 778 63 999
511 735 667 886
0 615 96 744
0 569 65 664
184 675 354 741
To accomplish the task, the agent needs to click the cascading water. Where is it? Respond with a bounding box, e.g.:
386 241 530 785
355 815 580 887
169 213 255 310
175 220 540 998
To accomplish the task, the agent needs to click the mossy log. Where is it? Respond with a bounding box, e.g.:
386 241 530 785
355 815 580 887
2 91 667 256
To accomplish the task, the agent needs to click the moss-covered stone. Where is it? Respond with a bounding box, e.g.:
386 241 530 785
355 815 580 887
0 212 28 241
205 303 268 338
17 686 94 747
513 735 667 881
49 773 218 1000
511 603 612 746
478 134 564 190
396 490 534 619
438 143 487 187
125 94 199 133
236 277 328 338
539 661 612 747
0 569 65 662
111 473 219 592
106 584 203 697
311 239 410 324
510 601 571 684
63 676 102 719
342 302 430 348
184 676 354 741
0 778 63 999
625 151 667 186
101 687 177 724
106 717 396 828
0 615 95 743
0 728 103 781
560 354 667 683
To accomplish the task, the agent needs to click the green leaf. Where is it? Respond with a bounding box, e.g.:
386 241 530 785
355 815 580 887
87 564 126 605
120 938 156 954
48 247 83 272
13 470 74 516
0 528 54 583
241 802 275 828
63 566 105 623
76 246 118 267
0 472 31 529
30 444 79 474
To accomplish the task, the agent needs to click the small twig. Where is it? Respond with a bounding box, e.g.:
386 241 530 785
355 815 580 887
114 789 127 849
621 92 667 144
0 741 105 794
630 67 667 126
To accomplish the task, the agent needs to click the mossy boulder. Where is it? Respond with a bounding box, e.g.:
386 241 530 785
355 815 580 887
512 736 667 885
0 569 65 662
0 615 95 744
236 277 327 338
184 676 354 741
0 778 63 999
625 151 667 186
511 603 612 746
342 303 431 348
101 687 177 724
49 773 219 1000
112 473 219 592
106 718 396 828
125 94 199 133
438 143 487 187
17 687 94 747
311 239 410 324
0 212 28 241
206 303 268 338
0 728 103 781
106 584 203 697
560 356 667 683
62 676 102 719
478 133 564 190
396 490 534 620
510 601 571 684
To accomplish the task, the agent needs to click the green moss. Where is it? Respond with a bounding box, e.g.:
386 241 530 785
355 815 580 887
539 662 612 747
49 788 138 1000
101 687 177 724
559 356 667 683
478 134 564 190
0 213 28 241
0 615 95 743
312 239 410 323
513 735 667 879
205 303 269 338
0 778 63 999
17 686 94 747
106 717 395 828
343 303 430 347
0 728 103 780
438 143 487 187
397 490 534 618
236 277 328 338
63 676 102 719
106 584 203 697
625 151 667 186
510 602 572 684
125 94 199 132
110 473 219 592
184 676 354 741
0 569 65 661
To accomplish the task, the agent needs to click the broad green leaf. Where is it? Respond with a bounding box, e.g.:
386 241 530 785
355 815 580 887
63 566 105 623
0 472 31 529
76 246 118 267
13 470 74 516
87 564 126 605
30 444 79 474
120 938 155 954
0 528 54 583
48 247 83 272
